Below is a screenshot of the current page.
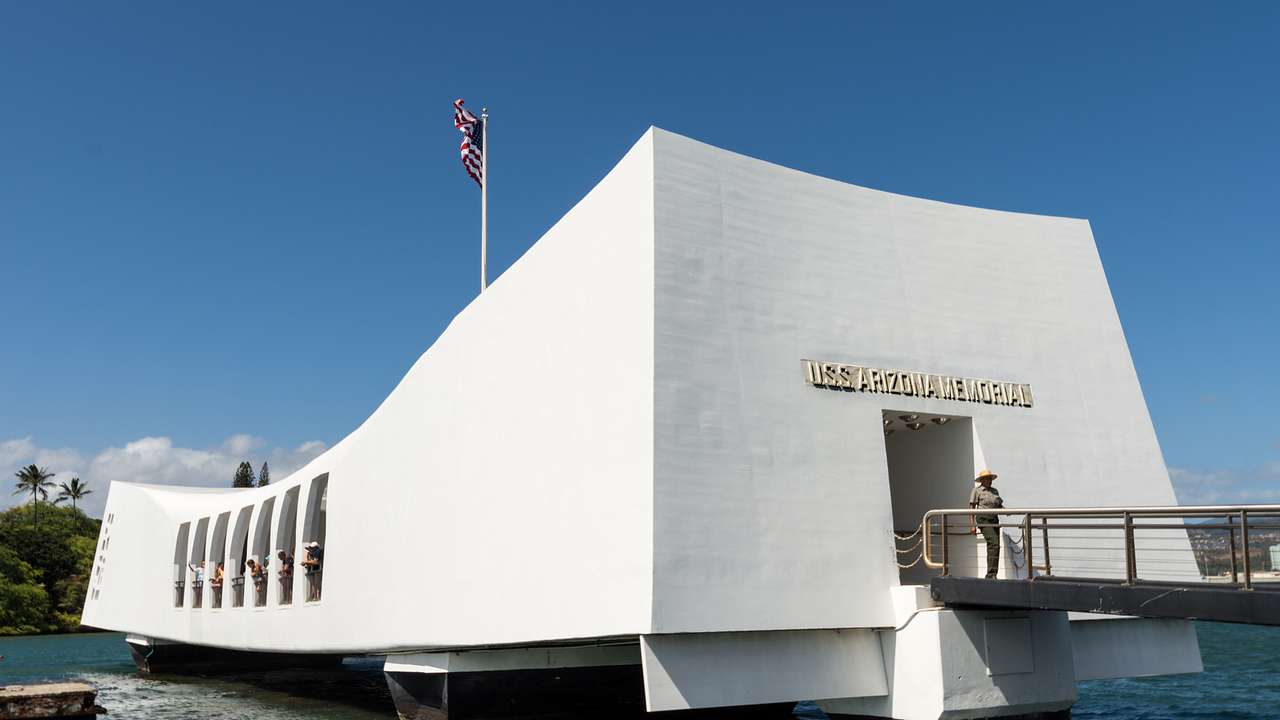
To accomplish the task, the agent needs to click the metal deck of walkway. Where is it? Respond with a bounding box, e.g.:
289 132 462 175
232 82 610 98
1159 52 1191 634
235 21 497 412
916 503 1280 627
930 576 1280 626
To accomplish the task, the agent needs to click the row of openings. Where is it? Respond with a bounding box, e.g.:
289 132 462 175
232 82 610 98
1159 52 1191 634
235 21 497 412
173 474 327 609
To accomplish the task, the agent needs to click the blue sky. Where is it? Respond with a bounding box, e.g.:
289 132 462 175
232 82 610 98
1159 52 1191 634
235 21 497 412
2 3 1277 514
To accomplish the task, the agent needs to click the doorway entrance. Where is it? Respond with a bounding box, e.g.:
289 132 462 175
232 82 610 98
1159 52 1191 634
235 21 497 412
883 410 980 584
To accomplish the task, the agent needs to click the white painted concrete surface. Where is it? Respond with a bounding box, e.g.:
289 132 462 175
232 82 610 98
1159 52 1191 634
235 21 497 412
641 630 886 712
83 127 1201 712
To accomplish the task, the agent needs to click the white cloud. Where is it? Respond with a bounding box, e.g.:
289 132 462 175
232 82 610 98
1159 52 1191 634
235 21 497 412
1169 462 1280 505
2 435 329 517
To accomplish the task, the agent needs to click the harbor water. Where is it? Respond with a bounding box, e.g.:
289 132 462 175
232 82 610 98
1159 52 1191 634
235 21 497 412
1 622 1277 719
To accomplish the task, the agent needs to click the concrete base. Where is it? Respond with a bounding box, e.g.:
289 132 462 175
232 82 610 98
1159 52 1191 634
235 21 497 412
819 588 1076 720
125 634 343 674
382 644 795 720
384 663 645 720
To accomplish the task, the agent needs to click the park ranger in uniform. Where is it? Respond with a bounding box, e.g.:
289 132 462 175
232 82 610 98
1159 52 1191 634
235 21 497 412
969 469 1004 578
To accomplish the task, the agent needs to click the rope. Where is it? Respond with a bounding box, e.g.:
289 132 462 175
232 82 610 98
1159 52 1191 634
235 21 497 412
895 536 923 554
895 554 924 569
894 523 923 541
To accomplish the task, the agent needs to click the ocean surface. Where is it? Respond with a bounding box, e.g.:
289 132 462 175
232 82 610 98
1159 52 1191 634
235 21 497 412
1 622 1277 719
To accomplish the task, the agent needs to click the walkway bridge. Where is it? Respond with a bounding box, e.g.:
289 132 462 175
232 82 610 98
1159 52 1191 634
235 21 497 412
917 505 1280 626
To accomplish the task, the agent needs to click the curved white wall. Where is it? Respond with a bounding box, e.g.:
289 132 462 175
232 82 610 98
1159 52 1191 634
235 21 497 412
83 130 656 653
83 128 1196 660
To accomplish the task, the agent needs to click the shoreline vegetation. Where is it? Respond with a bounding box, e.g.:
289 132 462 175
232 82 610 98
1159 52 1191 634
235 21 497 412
0 502 100 636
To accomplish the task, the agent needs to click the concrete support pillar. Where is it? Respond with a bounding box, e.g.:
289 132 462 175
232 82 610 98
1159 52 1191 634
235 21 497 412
819 589 1076 720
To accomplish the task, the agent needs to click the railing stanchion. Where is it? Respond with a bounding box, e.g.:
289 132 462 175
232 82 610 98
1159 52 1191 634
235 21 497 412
1040 516 1052 577
941 515 949 576
1022 513 1033 577
1227 514 1239 585
1123 512 1136 584
1241 510 1253 590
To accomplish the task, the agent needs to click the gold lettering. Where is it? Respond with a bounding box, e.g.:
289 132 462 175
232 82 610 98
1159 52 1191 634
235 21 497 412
926 375 940 398
910 373 925 397
805 361 820 385
1021 384 1034 408
822 363 837 387
942 377 957 400
837 365 852 389
855 366 869 391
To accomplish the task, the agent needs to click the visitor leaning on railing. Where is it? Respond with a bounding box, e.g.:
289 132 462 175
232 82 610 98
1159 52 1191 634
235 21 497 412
277 549 294 604
210 562 225 607
301 541 324 601
187 561 206 608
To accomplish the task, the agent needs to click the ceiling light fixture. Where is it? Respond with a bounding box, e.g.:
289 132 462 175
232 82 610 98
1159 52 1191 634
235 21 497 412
931 417 950 426
899 414 919 422
907 422 924 431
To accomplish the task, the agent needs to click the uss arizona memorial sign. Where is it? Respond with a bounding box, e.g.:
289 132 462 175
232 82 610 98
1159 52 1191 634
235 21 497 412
803 359 1034 408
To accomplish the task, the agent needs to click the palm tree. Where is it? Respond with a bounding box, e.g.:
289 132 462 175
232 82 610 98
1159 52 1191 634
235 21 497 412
13 464 56 529
55 477 92 517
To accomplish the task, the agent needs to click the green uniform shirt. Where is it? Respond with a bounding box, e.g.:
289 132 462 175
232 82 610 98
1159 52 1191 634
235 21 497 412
969 483 1003 523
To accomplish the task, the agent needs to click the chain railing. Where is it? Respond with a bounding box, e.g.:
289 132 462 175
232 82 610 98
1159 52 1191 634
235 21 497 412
921 504 1280 588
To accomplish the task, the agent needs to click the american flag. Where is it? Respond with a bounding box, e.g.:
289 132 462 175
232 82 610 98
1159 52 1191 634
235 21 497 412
453 99 484 187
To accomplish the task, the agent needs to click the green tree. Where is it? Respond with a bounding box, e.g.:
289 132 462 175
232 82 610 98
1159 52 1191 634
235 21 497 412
258 461 271 487
54 477 92 516
13 464 56 529
0 504 99 634
232 461 255 488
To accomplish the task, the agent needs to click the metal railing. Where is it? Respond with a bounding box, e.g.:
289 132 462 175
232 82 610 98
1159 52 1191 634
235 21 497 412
190 580 203 608
922 504 1280 589
173 580 184 607
231 576 245 607
253 576 268 606
211 583 223 608
305 567 323 602
279 574 293 605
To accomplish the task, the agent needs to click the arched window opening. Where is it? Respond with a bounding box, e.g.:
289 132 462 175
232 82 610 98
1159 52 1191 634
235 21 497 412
301 474 328 602
229 505 253 607
209 512 230 608
188 517 209 609
251 498 275 607
172 522 190 607
275 487 300 605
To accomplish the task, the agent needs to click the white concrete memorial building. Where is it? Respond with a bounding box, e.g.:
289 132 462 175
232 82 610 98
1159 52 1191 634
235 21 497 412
83 128 1201 719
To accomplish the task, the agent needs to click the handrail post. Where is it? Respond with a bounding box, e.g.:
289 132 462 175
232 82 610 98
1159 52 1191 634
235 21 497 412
1241 510 1253 590
1123 512 1136 584
1227 514 1239 585
1040 516 1052 577
1022 513 1034 578
940 515 950 576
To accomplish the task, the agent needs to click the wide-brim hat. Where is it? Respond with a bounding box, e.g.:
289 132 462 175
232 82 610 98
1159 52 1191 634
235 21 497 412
306 541 319 548
975 469 998 482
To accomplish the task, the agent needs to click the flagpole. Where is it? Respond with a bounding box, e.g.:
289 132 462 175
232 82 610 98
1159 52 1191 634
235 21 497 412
480 108 488 293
